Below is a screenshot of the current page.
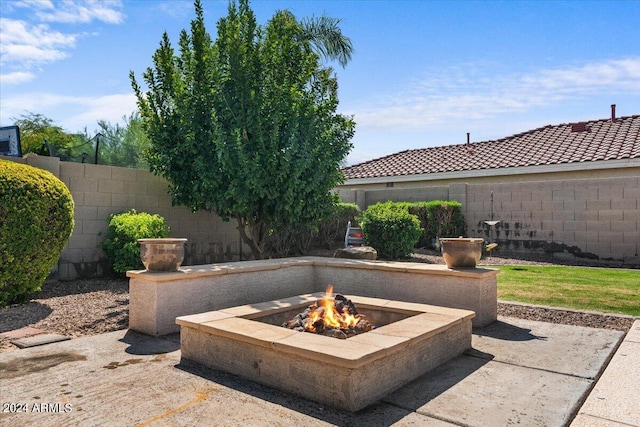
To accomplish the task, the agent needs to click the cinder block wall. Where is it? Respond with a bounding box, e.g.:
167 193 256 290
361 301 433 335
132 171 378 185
5 154 638 274
339 170 640 265
5 155 247 279
464 176 639 263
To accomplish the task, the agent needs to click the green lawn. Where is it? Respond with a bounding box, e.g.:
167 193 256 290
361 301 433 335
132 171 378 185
492 265 640 316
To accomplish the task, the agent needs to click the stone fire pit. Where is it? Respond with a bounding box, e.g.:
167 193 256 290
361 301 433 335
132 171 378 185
177 294 475 412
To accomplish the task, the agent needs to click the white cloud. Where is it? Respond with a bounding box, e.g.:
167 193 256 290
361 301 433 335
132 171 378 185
0 71 35 85
71 93 138 130
352 57 640 131
519 58 640 94
14 1 55 10
158 0 196 20
0 92 137 132
0 18 76 66
0 1 124 82
25 0 124 24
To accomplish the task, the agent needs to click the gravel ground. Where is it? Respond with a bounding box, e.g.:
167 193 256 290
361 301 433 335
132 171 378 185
0 278 128 353
0 252 635 353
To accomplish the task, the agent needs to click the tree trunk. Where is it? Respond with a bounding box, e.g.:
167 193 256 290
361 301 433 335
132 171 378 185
236 216 264 260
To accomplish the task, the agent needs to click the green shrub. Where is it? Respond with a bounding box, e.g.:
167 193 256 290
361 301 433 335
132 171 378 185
100 209 169 273
368 200 466 249
265 202 361 257
405 203 430 247
0 160 74 306
419 200 466 246
317 203 361 248
360 202 422 259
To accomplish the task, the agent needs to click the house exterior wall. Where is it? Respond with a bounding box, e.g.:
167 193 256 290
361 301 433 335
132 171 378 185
338 165 640 265
3 155 247 279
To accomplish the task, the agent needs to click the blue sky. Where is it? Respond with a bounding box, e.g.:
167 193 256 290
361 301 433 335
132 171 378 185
1 0 639 165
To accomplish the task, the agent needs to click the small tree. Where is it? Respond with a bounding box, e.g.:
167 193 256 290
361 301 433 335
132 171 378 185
12 112 81 157
94 112 151 168
131 0 355 259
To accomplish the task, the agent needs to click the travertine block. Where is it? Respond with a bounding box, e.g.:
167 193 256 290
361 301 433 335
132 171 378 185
128 257 496 336
177 295 474 411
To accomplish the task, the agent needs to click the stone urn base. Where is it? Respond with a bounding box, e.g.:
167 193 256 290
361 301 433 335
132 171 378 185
440 237 483 268
138 238 187 272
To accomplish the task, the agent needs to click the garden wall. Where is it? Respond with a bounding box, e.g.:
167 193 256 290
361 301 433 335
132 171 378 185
338 169 640 266
5 154 638 277
3 154 248 279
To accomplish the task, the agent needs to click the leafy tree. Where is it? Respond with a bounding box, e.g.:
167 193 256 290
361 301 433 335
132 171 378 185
299 15 353 68
12 111 150 166
94 112 150 168
12 112 81 157
131 0 355 259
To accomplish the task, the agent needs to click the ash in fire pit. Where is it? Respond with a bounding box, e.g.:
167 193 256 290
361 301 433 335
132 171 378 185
283 285 373 339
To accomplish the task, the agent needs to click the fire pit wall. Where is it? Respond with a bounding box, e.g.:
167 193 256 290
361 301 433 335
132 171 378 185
127 257 498 336
176 295 475 412
312 260 497 327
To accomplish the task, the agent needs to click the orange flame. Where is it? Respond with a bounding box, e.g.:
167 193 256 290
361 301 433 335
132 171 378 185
305 285 361 332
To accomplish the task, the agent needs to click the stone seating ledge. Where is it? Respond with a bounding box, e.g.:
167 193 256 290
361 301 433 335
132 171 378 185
126 256 498 281
127 256 498 336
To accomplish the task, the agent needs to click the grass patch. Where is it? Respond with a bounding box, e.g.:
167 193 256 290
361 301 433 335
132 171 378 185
492 265 640 316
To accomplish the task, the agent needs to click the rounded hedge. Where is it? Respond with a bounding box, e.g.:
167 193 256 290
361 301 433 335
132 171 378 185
360 202 422 259
100 209 169 274
0 160 74 306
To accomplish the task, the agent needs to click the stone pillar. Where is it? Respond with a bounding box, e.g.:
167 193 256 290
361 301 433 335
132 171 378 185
449 183 468 208
355 190 366 211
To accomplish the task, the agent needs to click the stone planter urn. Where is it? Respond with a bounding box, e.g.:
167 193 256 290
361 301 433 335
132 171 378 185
138 238 187 272
440 237 484 268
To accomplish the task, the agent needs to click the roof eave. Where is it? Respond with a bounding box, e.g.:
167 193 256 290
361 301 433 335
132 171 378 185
342 158 640 186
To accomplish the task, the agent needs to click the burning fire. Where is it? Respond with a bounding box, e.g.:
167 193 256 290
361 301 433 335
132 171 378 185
306 285 361 332
283 285 373 339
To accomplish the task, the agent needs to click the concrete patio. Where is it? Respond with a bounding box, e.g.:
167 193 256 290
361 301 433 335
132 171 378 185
1 316 637 426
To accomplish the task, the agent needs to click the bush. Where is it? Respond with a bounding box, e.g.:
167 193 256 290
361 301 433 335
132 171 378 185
317 203 361 248
369 201 466 249
419 200 466 247
360 202 422 259
265 202 361 257
0 160 74 306
265 227 302 258
265 224 316 258
405 203 430 247
100 209 169 273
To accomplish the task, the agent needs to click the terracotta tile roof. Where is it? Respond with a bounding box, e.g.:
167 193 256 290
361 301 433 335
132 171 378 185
343 114 640 180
